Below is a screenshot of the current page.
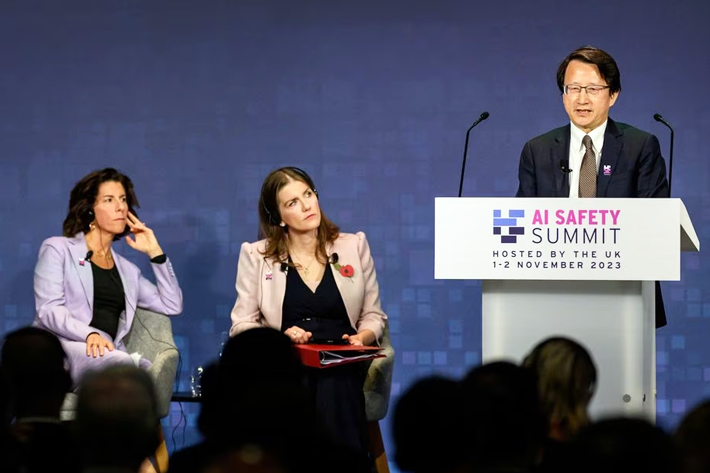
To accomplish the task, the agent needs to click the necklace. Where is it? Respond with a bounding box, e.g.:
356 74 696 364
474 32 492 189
290 252 316 277
99 250 113 260
89 248 113 261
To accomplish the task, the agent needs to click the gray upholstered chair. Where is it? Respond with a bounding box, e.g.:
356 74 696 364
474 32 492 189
60 308 179 420
364 323 395 473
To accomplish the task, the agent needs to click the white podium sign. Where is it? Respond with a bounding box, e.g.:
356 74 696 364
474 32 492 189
434 197 699 421
435 198 696 281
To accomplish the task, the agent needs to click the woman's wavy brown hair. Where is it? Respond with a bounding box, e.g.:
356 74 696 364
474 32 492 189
522 336 597 440
62 168 139 239
258 167 339 265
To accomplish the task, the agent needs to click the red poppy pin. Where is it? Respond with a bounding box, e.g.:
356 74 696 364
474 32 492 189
332 262 355 282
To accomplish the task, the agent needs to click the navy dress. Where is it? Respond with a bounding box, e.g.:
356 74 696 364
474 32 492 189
281 261 370 465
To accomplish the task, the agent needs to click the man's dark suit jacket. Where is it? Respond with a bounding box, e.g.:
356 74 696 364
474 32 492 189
515 118 670 327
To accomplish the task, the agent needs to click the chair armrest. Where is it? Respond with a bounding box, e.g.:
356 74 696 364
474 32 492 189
125 309 177 360
126 308 179 419
364 325 395 422
149 348 179 418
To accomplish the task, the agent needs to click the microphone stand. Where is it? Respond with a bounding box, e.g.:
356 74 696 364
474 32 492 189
458 112 490 197
653 113 674 197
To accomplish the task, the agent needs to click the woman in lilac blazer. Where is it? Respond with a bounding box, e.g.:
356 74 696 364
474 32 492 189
229 167 387 469
33 168 182 385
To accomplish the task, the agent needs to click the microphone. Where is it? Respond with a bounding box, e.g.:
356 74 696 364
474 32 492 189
85 250 93 262
559 160 572 174
653 113 674 197
280 262 288 273
330 253 339 264
458 111 490 197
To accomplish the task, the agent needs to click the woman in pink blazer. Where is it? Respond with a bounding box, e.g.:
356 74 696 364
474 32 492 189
33 168 182 385
229 167 387 469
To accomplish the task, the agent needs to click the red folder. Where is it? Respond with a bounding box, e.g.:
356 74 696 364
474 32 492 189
295 344 385 369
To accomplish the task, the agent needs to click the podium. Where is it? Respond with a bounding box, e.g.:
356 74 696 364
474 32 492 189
435 198 699 421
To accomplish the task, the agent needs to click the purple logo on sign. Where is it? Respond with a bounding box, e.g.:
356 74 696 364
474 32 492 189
493 209 525 243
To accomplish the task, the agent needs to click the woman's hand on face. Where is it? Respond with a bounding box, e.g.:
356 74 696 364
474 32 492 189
86 332 115 358
124 211 163 258
342 333 364 346
286 326 312 344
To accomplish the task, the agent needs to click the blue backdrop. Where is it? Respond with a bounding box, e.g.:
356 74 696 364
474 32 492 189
1 0 709 467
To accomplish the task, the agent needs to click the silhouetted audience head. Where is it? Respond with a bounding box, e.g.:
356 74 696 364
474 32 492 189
0 327 80 473
461 361 547 472
74 365 160 472
199 327 307 441
392 375 465 473
675 399 710 473
202 444 289 473
1 326 71 419
193 327 363 473
0 364 11 460
573 416 677 473
522 336 597 440
0 365 9 428
220 326 304 388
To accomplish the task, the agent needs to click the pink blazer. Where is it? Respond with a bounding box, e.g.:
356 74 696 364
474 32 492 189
229 232 387 343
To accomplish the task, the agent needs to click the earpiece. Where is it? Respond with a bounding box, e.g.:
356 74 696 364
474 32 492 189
81 207 95 230
262 199 280 226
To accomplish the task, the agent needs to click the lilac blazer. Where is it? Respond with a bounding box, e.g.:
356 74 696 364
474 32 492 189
229 232 387 343
33 233 183 381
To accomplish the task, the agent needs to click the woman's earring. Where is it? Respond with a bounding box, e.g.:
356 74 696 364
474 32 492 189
89 222 96 231
279 222 286 227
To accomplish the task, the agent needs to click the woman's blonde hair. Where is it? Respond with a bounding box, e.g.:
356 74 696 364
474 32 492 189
522 336 597 440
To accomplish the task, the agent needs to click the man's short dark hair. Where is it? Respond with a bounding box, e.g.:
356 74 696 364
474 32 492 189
556 46 621 95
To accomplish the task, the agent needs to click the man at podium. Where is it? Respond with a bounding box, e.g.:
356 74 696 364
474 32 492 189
515 45 670 326
515 45 668 200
